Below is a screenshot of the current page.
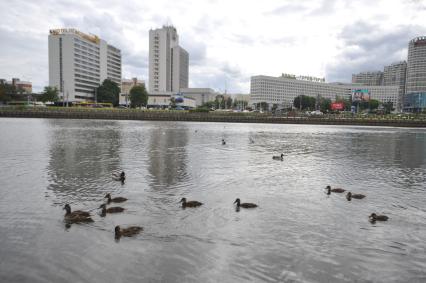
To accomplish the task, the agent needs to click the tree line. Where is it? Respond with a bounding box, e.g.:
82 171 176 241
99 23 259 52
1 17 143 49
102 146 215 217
1 79 149 108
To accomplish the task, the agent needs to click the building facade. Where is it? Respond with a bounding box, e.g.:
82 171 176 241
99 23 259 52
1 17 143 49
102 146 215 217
149 26 189 93
250 74 399 110
179 88 217 106
383 61 407 110
352 71 383 86
119 77 145 106
48 28 122 102
405 36 426 112
1 78 33 94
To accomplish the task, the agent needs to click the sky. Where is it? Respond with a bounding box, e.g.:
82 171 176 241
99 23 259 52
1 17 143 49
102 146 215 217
0 0 425 93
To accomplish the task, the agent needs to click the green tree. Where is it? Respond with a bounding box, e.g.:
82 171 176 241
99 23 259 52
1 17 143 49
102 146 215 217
293 95 316 110
96 79 120 106
382 101 394 114
129 85 148 108
369 99 380 110
226 97 233 109
0 82 12 103
40 86 59 103
319 98 332 112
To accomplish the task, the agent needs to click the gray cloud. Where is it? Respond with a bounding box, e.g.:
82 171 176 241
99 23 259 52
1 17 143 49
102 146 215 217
325 22 426 82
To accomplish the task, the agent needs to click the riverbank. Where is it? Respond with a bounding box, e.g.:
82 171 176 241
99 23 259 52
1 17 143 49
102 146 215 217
0 107 425 127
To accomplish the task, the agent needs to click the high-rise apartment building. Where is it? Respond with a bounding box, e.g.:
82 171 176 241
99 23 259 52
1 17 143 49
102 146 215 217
383 61 406 110
149 26 189 93
405 36 426 112
352 71 383 86
49 28 121 102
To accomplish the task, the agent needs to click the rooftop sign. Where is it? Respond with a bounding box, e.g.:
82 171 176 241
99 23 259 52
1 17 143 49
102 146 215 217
49 28 100 44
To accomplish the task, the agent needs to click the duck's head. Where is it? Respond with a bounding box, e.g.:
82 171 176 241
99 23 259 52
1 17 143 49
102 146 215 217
346 192 352 200
326 186 331 194
63 204 71 214
120 175 126 183
120 171 125 178
281 153 284 158
180 197 187 204
104 193 111 200
234 198 241 205
369 213 377 220
114 225 121 236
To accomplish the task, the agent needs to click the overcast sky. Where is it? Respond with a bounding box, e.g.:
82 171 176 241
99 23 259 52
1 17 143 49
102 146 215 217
0 0 425 93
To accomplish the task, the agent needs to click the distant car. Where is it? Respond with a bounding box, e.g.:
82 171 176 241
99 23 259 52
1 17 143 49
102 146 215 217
311 110 323 115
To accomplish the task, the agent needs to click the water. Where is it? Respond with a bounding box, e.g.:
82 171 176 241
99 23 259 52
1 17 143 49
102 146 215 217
0 118 425 283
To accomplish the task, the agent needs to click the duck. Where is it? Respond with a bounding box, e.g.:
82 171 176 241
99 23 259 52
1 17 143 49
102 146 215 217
100 204 125 216
180 197 203 208
104 193 127 204
326 185 346 194
222 139 226 145
112 171 126 183
249 137 255 144
346 192 366 201
234 198 258 208
369 213 389 222
114 225 143 238
272 153 284 160
63 204 93 223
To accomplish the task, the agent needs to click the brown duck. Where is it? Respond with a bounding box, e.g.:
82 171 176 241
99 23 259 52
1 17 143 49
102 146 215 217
63 204 93 223
180 197 203 208
115 225 143 238
346 192 366 201
326 185 346 194
105 193 127 204
234 198 258 208
100 204 125 216
369 213 389 222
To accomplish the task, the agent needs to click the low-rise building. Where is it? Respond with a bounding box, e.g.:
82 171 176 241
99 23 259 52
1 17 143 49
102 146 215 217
147 92 196 109
179 88 217 106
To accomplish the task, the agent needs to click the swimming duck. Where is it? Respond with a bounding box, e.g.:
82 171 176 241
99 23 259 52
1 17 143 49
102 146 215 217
100 204 125 216
234 198 258 208
369 213 389 222
346 192 366 201
105 193 127 204
63 204 93 223
249 137 255 144
326 185 346 194
180 197 203 208
222 139 226 145
112 171 126 183
114 225 143 238
272 153 284 160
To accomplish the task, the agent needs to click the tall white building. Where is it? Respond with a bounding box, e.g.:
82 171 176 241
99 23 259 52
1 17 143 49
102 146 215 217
149 26 189 93
48 28 121 102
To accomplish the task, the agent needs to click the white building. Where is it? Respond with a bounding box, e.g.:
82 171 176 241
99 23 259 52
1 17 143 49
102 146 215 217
149 26 189 93
48 28 122 102
147 93 196 109
179 88 217 106
250 74 400 110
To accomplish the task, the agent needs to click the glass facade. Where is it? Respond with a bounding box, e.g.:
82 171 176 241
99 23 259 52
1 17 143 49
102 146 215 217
404 93 426 112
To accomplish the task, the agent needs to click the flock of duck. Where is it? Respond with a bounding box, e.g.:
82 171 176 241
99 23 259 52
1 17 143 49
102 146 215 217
62 171 259 239
63 140 389 239
325 185 389 222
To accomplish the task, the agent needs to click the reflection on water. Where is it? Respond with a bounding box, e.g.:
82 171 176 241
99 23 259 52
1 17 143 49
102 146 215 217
147 123 189 189
45 120 123 204
0 118 426 283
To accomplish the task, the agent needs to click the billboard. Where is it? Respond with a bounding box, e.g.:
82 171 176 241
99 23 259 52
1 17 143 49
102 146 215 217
331 102 344 110
352 89 370 102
